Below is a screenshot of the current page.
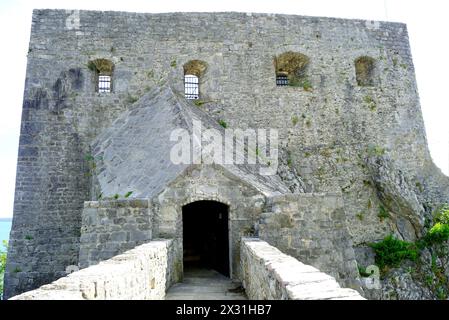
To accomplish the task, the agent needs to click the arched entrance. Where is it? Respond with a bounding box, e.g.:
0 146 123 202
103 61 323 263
182 200 230 277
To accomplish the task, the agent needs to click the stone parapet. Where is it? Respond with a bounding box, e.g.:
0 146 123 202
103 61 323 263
241 238 365 300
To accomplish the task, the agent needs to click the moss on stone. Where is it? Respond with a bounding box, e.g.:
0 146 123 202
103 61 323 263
355 56 375 86
183 60 207 77
274 51 311 90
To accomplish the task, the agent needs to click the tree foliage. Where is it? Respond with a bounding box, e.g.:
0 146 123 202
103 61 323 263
0 240 8 298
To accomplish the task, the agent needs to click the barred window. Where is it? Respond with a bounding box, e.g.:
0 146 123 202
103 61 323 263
276 74 289 86
98 75 111 93
184 74 199 99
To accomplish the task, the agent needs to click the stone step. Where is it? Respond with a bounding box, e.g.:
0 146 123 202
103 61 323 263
165 268 247 300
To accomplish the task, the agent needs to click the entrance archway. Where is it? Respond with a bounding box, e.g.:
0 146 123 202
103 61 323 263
182 200 230 277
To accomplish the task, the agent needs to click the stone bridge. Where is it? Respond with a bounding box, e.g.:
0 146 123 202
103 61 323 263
9 238 364 300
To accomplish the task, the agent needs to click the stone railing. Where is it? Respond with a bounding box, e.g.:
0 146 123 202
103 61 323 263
241 238 365 300
10 240 174 300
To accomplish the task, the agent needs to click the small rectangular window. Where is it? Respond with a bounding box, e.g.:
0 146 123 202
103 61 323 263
185 75 199 99
98 75 111 93
276 75 289 86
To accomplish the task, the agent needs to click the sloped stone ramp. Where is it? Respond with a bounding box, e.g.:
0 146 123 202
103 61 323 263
165 268 247 300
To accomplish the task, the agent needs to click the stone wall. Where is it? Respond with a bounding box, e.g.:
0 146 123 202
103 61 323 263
152 164 266 280
7 9 449 298
10 240 175 300
78 199 152 268
259 193 361 290
241 238 364 300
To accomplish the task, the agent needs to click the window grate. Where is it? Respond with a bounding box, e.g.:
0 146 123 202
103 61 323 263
276 74 289 86
184 74 199 99
98 75 111 93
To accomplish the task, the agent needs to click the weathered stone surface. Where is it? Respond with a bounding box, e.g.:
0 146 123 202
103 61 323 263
78 199 152 268
10 240 175 300
240 238 364 300
259 193 362 290
5 9 449 300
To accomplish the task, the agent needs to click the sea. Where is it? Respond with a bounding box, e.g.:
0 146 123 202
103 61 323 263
0 218 12 244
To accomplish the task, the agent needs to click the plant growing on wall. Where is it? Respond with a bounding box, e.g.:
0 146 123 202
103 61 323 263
0 240 8 299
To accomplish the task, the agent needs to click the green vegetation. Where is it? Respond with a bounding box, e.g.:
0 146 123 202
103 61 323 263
100 191 134 200
416 205 449 248
434 204 449 225
358 265 373 277
193 100 215 107
218 119 228 128
362 180 372 187
87 60 97 72
289 77 312 91
367 144 386 156
424 223 449 245
369 235 419 271
194 100 205 107
415 181 424 193
286 150 293 167
392 57 398 67
301 78 313 91
378 204 389 221
170 59 177 68
319 149 332 158
367 205 449 298
0 240 7 298
126 95 139 104
291 115 299 126
363 95 377 111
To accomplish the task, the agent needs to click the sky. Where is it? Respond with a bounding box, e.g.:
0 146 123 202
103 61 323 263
0 0 448 218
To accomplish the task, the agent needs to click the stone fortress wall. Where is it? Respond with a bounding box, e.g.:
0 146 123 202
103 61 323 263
5 9 449 299
10 238 364 300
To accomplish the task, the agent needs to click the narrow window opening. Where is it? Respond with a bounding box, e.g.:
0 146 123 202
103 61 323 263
276 74 289 86
274 52 310 89
88 58 114 93
184 74 199 99
98 75 111 93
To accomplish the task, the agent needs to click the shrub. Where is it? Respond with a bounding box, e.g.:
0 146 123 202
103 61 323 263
378 204 389 220
424 223 449 245
218 120 227 128
358 266 372 277
369 235 419 270
434 205 449 225
291 115 299 126
0 240 7 298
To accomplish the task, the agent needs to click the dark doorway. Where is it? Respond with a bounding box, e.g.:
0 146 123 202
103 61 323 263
182 201 230 277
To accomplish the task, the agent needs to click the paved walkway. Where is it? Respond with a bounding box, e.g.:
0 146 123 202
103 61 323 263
165 268 247 300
